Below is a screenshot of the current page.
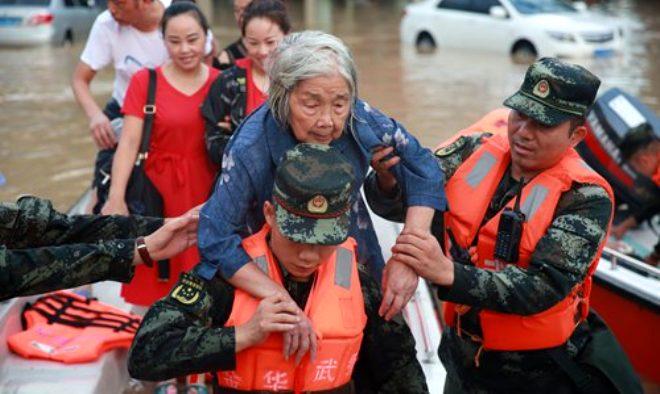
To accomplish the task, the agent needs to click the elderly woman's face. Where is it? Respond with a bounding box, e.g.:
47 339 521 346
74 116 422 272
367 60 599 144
288 73 351 144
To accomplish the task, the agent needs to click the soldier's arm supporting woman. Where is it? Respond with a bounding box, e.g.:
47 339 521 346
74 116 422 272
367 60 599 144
0 196 198 301
365 134 613 315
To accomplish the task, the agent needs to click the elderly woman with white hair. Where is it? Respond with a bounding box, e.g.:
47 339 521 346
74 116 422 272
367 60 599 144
196 30 446 359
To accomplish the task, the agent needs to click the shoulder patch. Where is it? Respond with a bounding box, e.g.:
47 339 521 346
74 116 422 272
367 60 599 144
435 137 466 157
170 274 203 306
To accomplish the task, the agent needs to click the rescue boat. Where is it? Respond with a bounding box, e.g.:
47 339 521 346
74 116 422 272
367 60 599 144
578 88 659 386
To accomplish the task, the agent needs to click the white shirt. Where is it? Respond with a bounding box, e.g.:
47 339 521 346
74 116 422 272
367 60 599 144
80 0 213 106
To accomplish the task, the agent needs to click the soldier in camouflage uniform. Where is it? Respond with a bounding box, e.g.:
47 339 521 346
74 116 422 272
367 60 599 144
0 196 198 301
128 143 429 393
366 58 641 393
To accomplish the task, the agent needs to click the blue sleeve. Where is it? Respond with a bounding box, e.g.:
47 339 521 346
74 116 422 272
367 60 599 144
197 149 254 280
355 101 447 211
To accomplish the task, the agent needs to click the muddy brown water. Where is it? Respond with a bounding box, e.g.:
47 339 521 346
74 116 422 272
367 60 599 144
0 0 658 210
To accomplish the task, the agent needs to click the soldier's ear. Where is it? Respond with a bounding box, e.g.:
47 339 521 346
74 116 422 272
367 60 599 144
264 201 275 227
569 125 587 148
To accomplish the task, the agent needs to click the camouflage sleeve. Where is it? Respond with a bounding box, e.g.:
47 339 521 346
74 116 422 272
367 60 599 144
0 196 164 301
2 196 163 249
439 184 612 314
364 132 489 222
128 271 236 382
433 132 490 180
352 270 429 393
0 239 135 301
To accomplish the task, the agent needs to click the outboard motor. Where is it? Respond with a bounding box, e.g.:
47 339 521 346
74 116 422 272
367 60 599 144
577 88 660 216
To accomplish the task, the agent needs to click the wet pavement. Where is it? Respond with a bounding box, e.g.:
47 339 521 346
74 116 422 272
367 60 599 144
0 0 659 209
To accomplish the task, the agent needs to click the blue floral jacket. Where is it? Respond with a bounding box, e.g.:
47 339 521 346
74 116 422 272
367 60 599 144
196 100 446 281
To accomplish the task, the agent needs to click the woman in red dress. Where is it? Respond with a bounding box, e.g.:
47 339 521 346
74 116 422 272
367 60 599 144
201 0 290 165
102 2 219 306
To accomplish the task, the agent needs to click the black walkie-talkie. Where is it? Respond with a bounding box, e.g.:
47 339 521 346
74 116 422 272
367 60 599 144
494 178 526 264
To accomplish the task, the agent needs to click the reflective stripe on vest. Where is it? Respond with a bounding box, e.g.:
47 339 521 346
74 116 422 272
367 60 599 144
217 225 367 392
335 247 352 289
7 291 141 363
443 133 614 351
466 151 497 188
520 184 549 221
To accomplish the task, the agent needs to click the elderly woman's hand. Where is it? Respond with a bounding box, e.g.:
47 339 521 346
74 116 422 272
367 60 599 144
236 294 300 352
370 146 400 196
282 307 317 365
378 258 419 321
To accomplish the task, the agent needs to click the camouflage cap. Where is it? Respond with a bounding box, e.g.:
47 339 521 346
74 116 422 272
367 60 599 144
619 122 657 161
503 57 601 126
273 143 355 245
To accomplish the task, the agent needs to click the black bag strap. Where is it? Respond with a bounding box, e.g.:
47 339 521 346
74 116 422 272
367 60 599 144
547 346 596 394
137 68 157 162
157 260 170 282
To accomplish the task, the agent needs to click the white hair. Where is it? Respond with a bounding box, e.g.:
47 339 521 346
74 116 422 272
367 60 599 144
267 30 358 127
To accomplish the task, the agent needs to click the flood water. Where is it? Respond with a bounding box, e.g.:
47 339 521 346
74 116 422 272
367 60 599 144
0 0 659 210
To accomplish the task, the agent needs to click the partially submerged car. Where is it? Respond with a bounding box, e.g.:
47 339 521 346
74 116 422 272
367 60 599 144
400 0 624 60
0 0 103 46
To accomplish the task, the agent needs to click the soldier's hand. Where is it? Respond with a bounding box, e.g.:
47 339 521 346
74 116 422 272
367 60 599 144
162 204 202 226
283 312 318 365
90 111 116 149
237 294 299 351
391 228 454 287
379 259 418 321
370 146 400 195
101 197 129 216
141 214 199 263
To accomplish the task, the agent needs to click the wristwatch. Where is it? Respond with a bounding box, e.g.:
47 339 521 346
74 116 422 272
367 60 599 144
136 236 154 268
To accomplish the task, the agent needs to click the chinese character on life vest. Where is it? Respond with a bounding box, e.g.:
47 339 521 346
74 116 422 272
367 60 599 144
313 358 338 382
222 371 243 388
263 370 289 391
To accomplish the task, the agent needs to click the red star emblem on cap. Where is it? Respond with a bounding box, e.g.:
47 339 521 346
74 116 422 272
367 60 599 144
308 195 328 214
533 79 551 98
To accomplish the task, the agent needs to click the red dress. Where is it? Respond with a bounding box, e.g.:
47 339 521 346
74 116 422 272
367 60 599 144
236 58 268 114
122 66 220 306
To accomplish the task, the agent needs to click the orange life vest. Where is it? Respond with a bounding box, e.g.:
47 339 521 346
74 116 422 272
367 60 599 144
442 133 614 351
216 225 367 392
653 166 660 187
7 291 141 363
434 108 511 151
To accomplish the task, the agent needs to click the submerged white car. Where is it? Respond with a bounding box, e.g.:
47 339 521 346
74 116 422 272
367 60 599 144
0 0 102 46
400 0 624 59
